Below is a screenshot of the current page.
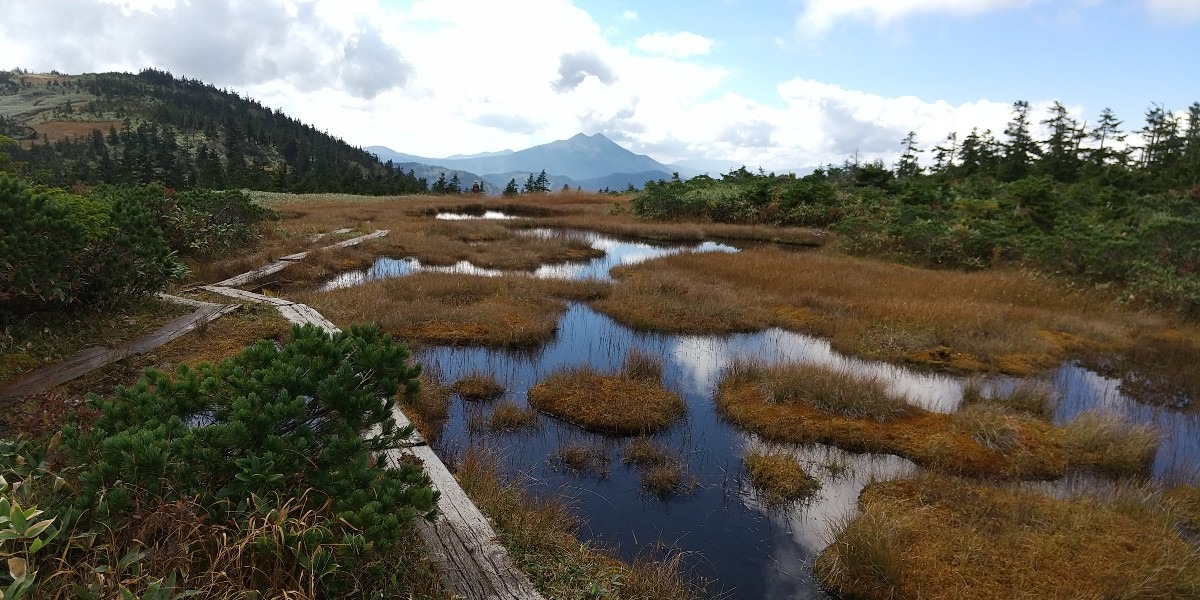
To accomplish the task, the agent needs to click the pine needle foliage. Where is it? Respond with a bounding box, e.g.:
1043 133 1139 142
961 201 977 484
61 323 437 594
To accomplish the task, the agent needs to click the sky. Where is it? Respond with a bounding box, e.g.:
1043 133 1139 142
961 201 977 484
1 0 1198 172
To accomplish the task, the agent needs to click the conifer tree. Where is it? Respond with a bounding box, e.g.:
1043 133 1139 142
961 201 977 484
502 177 519 196
896 131 923 178
1001 100 1040 181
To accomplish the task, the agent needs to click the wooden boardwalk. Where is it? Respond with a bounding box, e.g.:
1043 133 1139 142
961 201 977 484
0 295 238 403
202 259 545 599
4 228 544 599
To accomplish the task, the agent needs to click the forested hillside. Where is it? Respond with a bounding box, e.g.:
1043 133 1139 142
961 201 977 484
0 68 426 194
633 100 1200 313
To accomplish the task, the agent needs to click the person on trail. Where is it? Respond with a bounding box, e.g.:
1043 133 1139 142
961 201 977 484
471 180 481 194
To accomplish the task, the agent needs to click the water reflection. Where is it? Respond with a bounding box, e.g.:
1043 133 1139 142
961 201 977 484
320 229 740 289
525 228 738 281
435 211 519 220
421 304 956 599
322 258 504 290
416 305 1198 598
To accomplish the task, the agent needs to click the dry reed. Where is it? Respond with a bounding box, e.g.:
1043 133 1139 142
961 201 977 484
528 363 685 435
815 473 1200 600
743 452 822 504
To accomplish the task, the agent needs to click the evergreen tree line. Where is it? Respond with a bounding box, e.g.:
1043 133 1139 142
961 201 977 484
4 69 428 194
633 100 1200 314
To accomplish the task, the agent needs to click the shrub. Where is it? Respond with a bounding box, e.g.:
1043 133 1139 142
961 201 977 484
0 175 176 312
61 323 437 595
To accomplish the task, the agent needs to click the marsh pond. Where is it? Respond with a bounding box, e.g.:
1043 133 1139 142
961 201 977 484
312 220 1198 599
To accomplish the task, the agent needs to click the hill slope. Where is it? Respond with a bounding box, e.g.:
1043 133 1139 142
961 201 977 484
0 68 425 194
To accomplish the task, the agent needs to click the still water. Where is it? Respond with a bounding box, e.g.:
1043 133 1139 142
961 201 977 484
321 229 738 289
418 302 1199 599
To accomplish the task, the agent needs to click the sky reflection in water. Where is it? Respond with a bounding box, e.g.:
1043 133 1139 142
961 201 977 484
418 302 1197 599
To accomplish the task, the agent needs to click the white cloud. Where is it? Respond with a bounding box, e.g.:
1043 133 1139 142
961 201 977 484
797 0 1033 35
620 9 638 20
1144 0 1200 23
634 31 716 58
0 0 1080 172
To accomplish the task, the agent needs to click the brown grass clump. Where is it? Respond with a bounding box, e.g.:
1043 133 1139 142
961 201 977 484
1061 411 1160 477
552 442 611 477
814 474 1200 600
455 447 706 599
528 361 685 435
450 372 505 402
716 360 1158 479
591 245 1189 376
727 359 915 422
621 437 698 499
743 452 821 504
468 401 539 433
400 372 452 443
293 272 608 348
960 376 1058 420
1166 485 1200 533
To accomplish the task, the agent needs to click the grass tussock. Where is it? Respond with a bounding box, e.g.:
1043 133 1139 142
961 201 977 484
814 474 1200 600
961 376 1058 420
455 447 706 599
590 245 1189 376
622 437 697 499
294 272 608 347
1062 411 1160 477
468 401 539 433
716 360 1158 478
743 452 821 504
528 359 684 435
401 371 452 443
552 442 611 477
450 372 505 402
727 359 914 422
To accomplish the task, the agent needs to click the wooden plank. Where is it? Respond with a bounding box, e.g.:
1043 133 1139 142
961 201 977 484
201 286 294 306
215 260 293 287
158 293 225 309
0 303 239 402
395 445 546 600
278 251 310 261
276 303 339 334
326 229 388 250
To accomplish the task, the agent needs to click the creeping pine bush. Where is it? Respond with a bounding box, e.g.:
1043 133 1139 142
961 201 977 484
0 175 176 312
62 324 437 593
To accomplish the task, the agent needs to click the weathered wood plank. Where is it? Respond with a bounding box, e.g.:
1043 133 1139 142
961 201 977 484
201 286 294 306
0 302 239 402
396 445 545 600
216 230 388 287
276 304 339 334
326 229 388 249
215 260 294 287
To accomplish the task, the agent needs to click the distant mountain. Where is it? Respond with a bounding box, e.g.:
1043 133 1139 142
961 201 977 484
444 149 514 160
370 133 680 192
371 133 671 179
1 68 425 194
397 162 494 193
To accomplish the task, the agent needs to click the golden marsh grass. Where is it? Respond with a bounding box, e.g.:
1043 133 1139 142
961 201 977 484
743 452 822 504
450 372 505 402
592 245 1187 375
292 273 608 348
528 357 685 435
716 361 1158 478
814 474 1200 600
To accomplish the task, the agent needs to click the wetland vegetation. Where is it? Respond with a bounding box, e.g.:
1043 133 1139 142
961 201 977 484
5 93 1200 598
